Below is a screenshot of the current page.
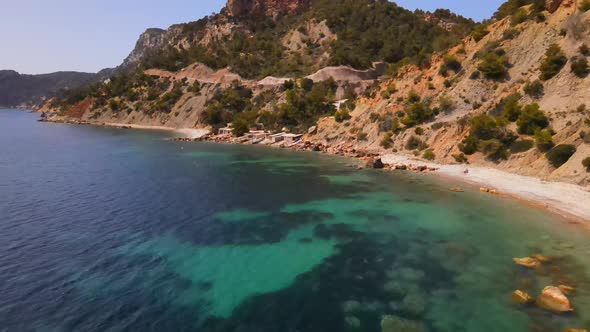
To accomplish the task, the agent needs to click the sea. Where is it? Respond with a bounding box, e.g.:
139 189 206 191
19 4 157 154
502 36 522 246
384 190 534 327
1 109 589 332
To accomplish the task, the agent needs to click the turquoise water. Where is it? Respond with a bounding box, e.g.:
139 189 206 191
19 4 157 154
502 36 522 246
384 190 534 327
1 109 589 331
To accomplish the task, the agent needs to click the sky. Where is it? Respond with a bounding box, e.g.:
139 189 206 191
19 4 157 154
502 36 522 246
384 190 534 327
0 0 504 75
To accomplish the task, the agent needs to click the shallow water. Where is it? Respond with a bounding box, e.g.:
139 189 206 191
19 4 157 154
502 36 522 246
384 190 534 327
1 110 589 332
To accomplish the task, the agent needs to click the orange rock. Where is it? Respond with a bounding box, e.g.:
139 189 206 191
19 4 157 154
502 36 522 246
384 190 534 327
512 290 534 305
450 187 464 192
559 285 576 295
513 257 540 268
532 254 551 263
536 286 573 313
563 329 588 332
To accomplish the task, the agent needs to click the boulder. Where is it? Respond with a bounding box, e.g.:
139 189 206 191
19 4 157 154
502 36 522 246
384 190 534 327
449 187 464 192
513 257 541 268
546 0 563 13
345 316 361 329
367 158 385 169
512 290 534 305
532 254 552 263
536 286 573 313
563 329 588 332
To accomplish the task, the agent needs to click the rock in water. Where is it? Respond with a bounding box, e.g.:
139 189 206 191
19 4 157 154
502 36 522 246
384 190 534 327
513 257 540 268
381 315 426 332
345 316 361 329
372 158 385 169
559 285 575 295
512 290 534 305
536 286 573 313
563 329 588 332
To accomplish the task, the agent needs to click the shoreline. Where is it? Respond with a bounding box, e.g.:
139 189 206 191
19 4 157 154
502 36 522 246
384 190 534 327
381 154 590 227
42 118 590 225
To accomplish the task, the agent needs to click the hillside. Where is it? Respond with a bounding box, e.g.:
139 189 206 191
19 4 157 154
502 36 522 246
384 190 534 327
41 0 590 187
0 70 99 107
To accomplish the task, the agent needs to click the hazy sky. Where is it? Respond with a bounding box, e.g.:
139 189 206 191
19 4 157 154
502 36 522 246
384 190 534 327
0 0 504 75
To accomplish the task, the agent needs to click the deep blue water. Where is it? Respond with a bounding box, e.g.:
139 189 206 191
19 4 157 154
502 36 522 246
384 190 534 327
1 110 590 332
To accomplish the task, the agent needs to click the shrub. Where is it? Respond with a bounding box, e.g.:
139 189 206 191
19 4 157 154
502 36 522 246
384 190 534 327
571 57 589 78
401 102 434 127
503 28 520 40
546 144 576 168
501 93 522 121
453 153 468 163
190 80 201 95
407 91 421 103
580 0 590 11
334 109 351 122
510 139 534 153
534 129 555 152
517 103 549 135
478 52 509 79
380 132 394 148
380 115 400 133
580 44 590 56
232 118 250 137
438 94 455 113
523 80 544 98
511 8 529 26
357 131 368 141
423 149 436 161
415 127 425 135
539 44 567 81
440 54 462 75
380 90 391 99
583 157 590 171
458 114 517 160
405 136 427 150
471 24 489 42
469 71 481 80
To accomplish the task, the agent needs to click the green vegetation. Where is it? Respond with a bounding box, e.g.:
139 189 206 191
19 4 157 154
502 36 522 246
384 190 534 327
500 93 522 122
405 136 427 151
423 149 435 161
453 153 468 163
583 157 590 171
510 139 534 153
380 132 394 149
580 0 590 12
516 103 549 135
534 129 554 151
502 28 520 40
580 44 590 56
470 24 489 42
459 114 517 161
144 0 473 79
571 57 589 78
334 109 351 122
546 144 576 168
539 44 567 81
477 47 510 79
523 80 544 98
439 54 462 76
511 8 529 25
493 0 545 21
401 102 434 127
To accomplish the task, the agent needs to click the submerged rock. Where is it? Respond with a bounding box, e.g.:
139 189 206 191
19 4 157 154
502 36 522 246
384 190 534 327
532 254 552 263
383 280 407 297
563 329 588 332
381 315 427 332
401 290 428 317
342 300 362 313
513 257 541 268
536 286 574 313
345 316 361 329
558 285 575 295
511 290 534 305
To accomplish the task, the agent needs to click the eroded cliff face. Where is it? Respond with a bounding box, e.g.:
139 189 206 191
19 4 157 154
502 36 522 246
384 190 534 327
226 0 308 17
